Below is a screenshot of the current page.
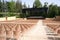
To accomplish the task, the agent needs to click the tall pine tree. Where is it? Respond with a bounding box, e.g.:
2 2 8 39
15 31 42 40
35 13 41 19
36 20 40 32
0 0 2 12
16 0 22 13
7 0 15 12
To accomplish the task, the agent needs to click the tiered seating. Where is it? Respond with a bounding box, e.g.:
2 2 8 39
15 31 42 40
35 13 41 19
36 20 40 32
47 24 60 33
0 19 38 40
43 20 60 40
43 20 60 35
0 24 6 40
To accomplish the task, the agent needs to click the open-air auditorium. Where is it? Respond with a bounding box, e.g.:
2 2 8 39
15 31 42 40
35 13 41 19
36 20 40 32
0 7 60 40
0 18 60 40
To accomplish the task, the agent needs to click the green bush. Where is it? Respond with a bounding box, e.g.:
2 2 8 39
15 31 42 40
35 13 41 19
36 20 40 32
0 12 5 17
57 7 60 16
7 12 16 17
0 14 4 17
20 13 25 18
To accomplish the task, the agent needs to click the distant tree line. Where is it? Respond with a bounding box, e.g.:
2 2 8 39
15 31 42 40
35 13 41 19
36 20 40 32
0 0 27 17
0 0 60 18
33 0 60 18
0 0 27 12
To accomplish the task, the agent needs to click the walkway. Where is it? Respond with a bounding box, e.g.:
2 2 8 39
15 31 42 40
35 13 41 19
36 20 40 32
21 20 48 40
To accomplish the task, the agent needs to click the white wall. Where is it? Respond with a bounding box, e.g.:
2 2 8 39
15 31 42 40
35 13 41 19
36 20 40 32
0 17 6 21
7 16 16 20
0 16 16 21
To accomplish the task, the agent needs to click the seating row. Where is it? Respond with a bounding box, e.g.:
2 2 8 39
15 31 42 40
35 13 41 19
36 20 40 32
0 20 38 40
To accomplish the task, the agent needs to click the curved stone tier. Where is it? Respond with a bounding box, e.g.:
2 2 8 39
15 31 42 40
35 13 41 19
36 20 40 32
0 20 38 40
43 20 60 35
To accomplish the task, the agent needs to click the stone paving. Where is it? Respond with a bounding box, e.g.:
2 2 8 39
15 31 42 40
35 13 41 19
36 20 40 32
21 20 48 40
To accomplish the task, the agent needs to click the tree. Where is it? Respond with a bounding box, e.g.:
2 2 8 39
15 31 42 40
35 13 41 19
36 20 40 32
44 2 48 7
0 0 2 12
1 0 4 12
23 3 27 8
28 5 30 8
33 0 42 8
58 7 60 16
15 0 23 18
2 0 7 12
16 0 22 13
7 0 16 12
48 4 58 18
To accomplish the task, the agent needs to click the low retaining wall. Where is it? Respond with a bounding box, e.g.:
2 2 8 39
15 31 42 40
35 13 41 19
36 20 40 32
55 16 60 21
7 16 16 20
46 18 54 21
0 16 16 21
46 16 60 21
0 17 6 21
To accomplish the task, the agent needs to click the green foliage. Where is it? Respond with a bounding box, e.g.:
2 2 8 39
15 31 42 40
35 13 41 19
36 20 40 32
23 3 27 8
47 4 58 18
7 0 16 12
44 2 48 8
0 0 5 12
0 0 23 18
33 0 42 8
16 0 22 13
0 12 6 17
7 12 16 17
0 14 4 17
20 13 24 18
0 0 2 12
0 0 60 18
58 7 60 16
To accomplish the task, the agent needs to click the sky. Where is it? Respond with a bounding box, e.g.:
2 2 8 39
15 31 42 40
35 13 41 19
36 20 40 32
4 0 60 7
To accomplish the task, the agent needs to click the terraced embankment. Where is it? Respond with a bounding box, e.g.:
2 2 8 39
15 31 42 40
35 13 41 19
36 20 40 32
43 19 60 40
